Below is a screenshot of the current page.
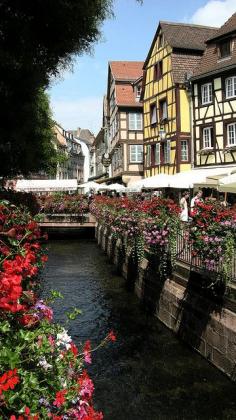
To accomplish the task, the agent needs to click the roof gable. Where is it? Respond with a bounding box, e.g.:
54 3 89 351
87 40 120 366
109 61 143 81
144 21 217 69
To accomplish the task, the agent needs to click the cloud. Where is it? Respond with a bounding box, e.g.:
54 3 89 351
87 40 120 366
191 0 236 27
50 96 103 135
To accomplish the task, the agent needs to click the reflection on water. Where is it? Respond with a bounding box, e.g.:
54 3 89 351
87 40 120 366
42 240 236 420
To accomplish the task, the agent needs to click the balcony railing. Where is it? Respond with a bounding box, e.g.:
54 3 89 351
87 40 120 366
176 231 236 284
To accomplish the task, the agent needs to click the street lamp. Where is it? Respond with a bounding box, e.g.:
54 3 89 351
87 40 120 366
159 125 166 141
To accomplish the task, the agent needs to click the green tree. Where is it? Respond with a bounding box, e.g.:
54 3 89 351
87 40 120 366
0 0 142 176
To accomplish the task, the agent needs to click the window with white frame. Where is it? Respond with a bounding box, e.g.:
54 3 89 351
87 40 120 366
227 122 236 146
201 83 212 104
136 85 142 100
155 143 160 165
163 140 171 163
129 113 143 130
225 76 236 99
146 145 151 167
181 140 189 161
203 127 213 149
130 145 143 163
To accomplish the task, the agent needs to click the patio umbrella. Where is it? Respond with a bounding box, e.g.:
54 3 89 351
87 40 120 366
78 181 101 192
106 183 127 192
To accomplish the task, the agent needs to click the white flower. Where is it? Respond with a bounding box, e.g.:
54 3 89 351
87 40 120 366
37 357 52 370
56 329 72 350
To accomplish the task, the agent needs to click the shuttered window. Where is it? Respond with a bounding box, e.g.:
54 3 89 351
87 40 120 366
130 145 143 163
129 113 143 130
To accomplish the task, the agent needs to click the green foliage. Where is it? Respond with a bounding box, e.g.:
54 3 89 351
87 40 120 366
0 0 142 176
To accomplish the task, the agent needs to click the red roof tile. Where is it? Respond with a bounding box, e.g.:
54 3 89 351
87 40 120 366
110 61 143 81
115 84 142 107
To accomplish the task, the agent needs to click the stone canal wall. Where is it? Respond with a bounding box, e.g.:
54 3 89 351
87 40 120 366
96 223 236 381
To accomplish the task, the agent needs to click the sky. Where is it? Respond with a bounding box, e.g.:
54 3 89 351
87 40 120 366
49 0 236 136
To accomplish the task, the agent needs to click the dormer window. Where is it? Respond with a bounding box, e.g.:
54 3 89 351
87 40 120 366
219 39 231 58
136 85 142 100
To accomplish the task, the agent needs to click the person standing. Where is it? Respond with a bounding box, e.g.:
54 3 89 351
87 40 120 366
190 190 203 210
179 191 189 222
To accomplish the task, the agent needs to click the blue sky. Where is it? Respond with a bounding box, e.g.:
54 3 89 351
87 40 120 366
48 0 236 135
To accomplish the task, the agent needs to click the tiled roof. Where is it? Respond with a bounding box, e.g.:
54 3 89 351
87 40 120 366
193 13 236 78
161 22 217 51
115 84 142 107
171 52 203 84
207 12 236 42
109 61 143 81
93 128 105 146
77 128 95 145
54 125 67 147
144 22 217 69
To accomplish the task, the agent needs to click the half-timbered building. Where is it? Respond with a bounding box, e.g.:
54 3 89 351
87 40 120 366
192 13 236 170
142 22 217 178
106 61 144 185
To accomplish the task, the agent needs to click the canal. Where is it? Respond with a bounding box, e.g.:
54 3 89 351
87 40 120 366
42 239 236 420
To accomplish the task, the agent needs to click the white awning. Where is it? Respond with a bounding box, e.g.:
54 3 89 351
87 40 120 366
127 174 171 192
141 174 171 189
219 173 236 193
170 168 236 189
15 179 78 192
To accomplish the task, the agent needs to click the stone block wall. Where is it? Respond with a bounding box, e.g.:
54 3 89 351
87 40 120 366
95 223 236 381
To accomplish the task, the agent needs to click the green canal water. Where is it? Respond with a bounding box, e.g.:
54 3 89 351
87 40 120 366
42 239 236 420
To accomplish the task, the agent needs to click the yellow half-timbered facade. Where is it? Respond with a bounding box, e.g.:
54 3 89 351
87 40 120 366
192 13 236 169
142 22 216 177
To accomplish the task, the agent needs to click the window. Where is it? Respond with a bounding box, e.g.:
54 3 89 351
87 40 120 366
159 34 164 49
219 39 231 58
136 85 142 100
150 103 157 126
163 140 171 164
203 127 213 149
129 113 143 130
159 99 168 121
117 147 122 166
110 118 118 139
181 140 189 161
155 143 160 165
110 92 115 111
225 76 236 99
154 61 163 81
227 123 236 146
130 145 143 163
146 145 151 166
201 83 212 104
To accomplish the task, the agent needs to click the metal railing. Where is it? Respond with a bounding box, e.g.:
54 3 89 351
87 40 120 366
176 230 236 284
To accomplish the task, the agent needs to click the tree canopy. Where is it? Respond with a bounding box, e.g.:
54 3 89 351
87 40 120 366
1 0 137 176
